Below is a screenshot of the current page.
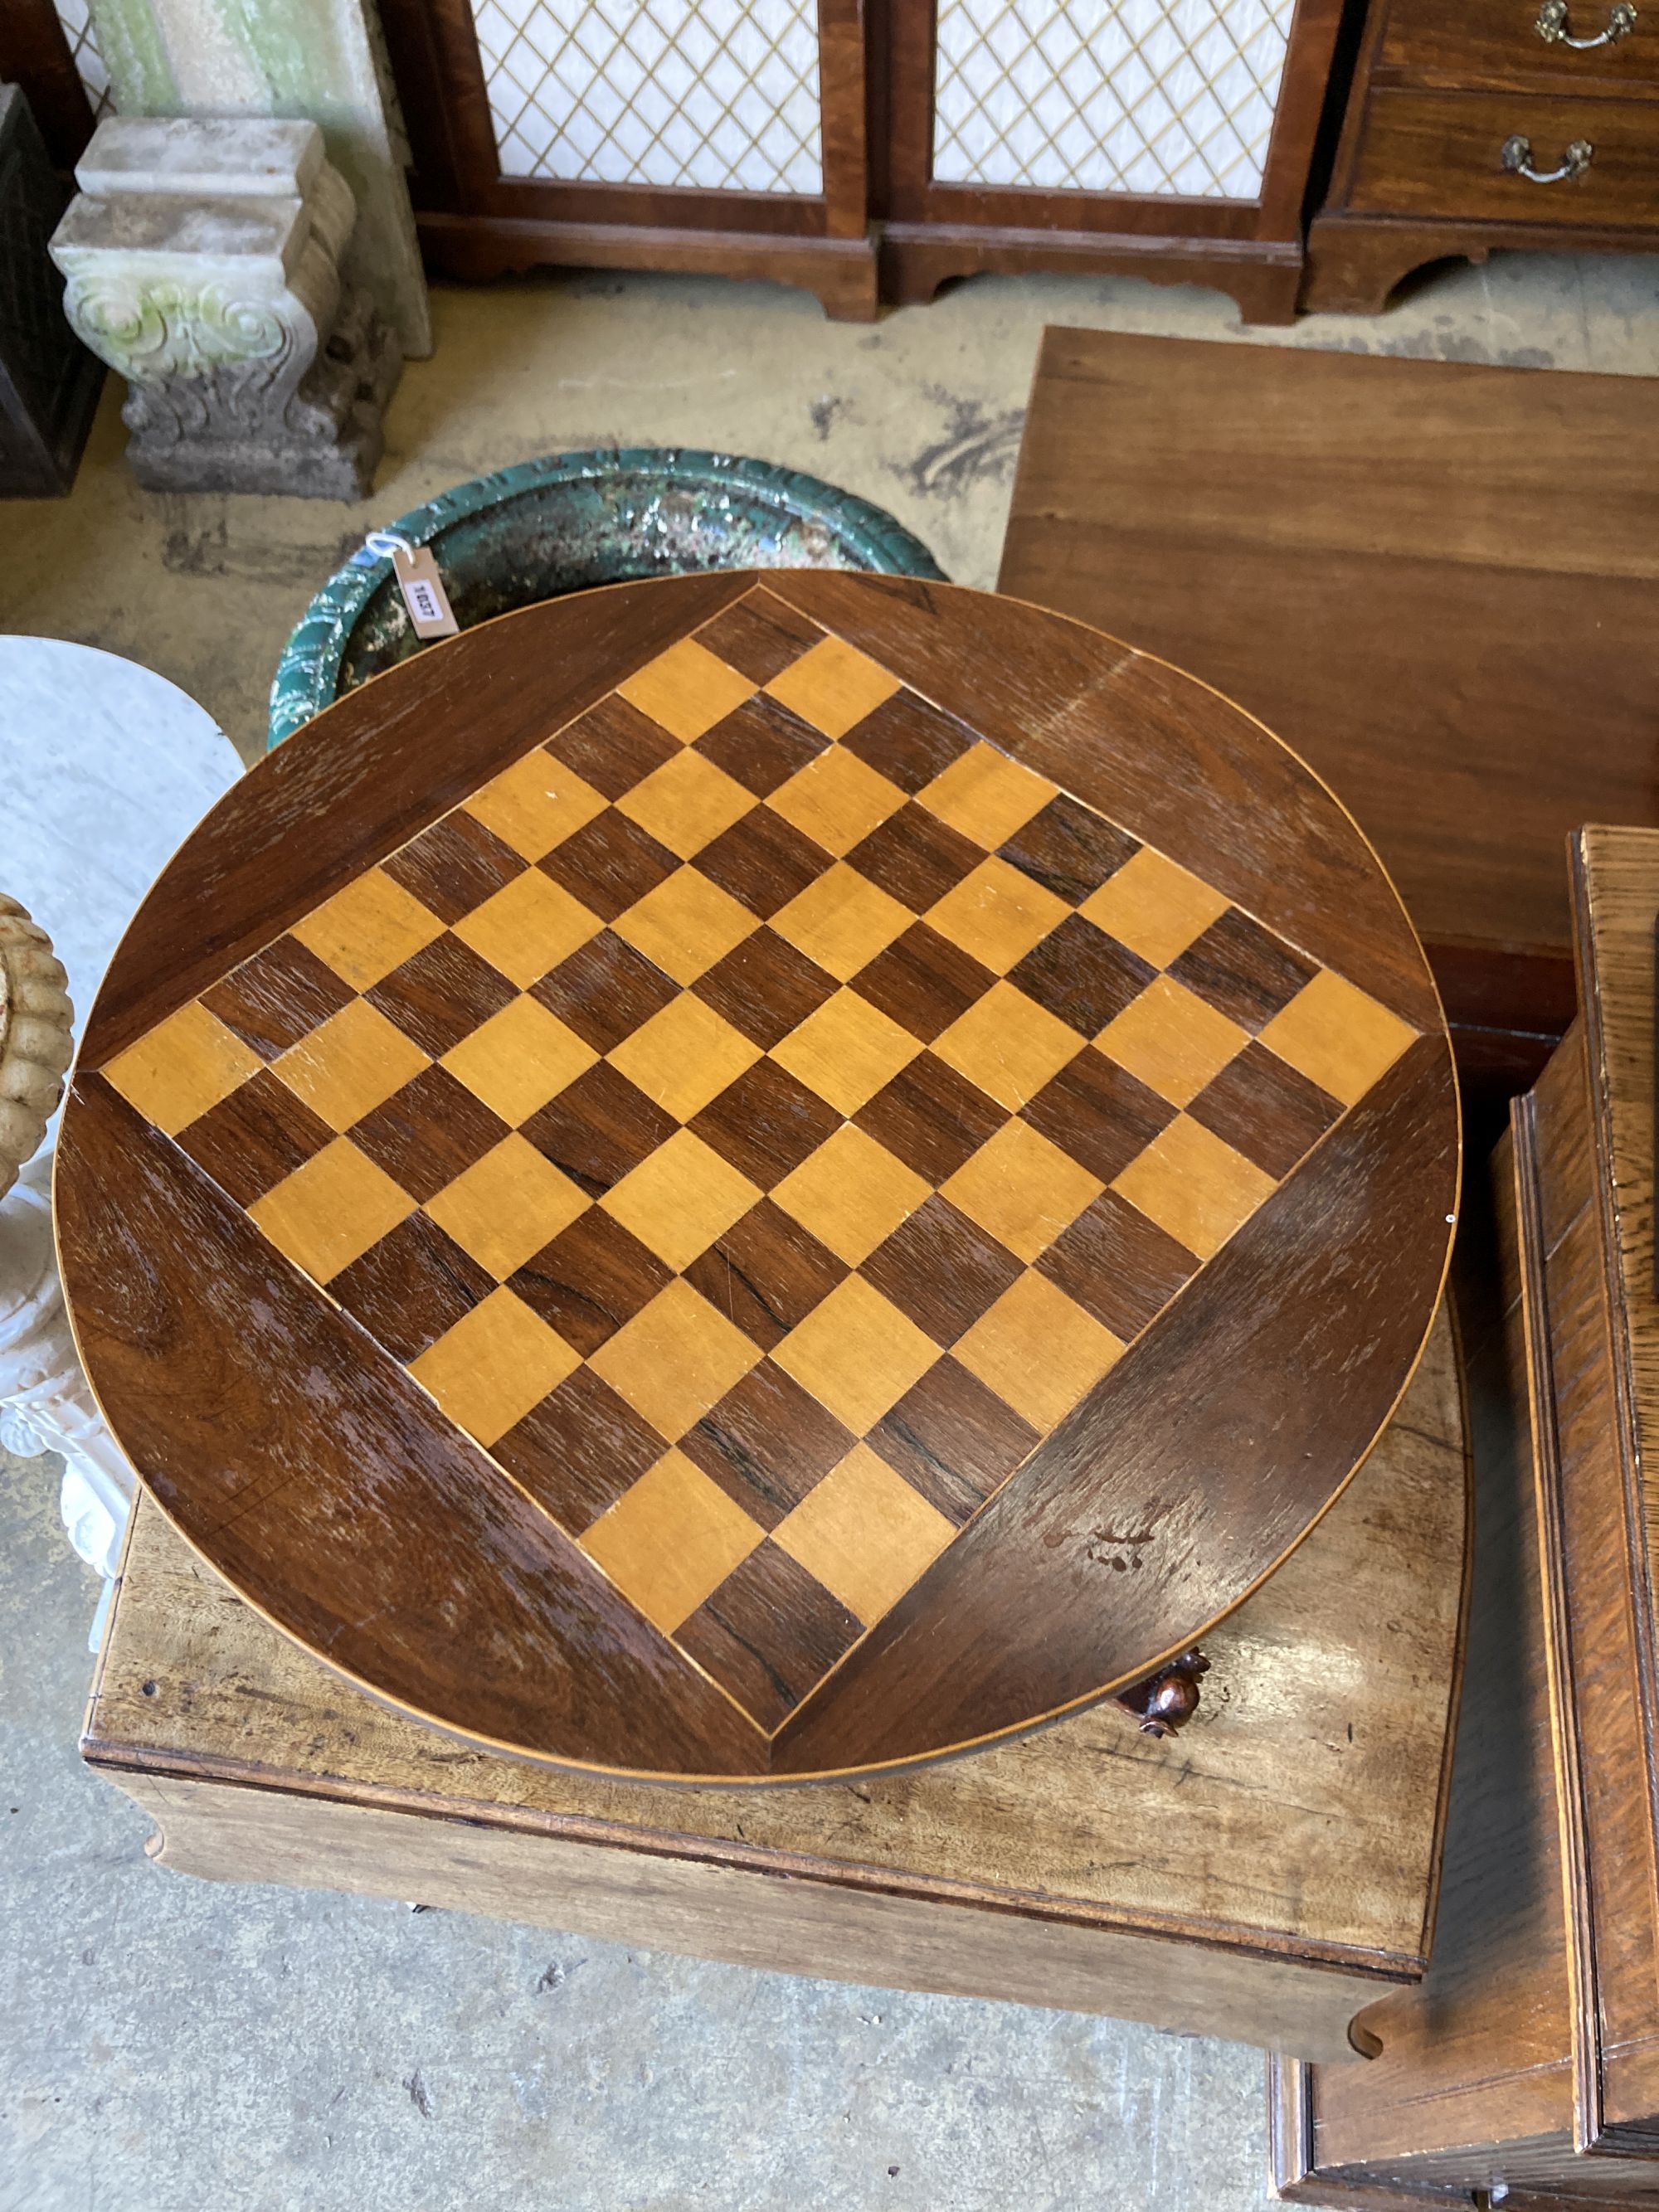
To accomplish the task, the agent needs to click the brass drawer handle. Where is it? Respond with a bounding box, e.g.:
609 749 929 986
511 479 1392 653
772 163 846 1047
1501 131 1595 178
1535 0 1637 45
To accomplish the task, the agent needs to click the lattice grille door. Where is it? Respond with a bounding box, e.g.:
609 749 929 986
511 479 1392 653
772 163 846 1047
932 0 1294 200
50 0 114 124
469 0 824 192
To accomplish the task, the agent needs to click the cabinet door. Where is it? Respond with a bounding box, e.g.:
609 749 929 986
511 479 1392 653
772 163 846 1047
382 0 868 243
883 0 1342 242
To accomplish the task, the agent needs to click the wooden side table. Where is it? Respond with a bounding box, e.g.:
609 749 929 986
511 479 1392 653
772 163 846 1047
1272 826 1659 2203
85 1301 1467 2065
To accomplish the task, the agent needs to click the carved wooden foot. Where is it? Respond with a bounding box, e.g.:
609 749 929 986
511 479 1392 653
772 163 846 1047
1115 1649 1210 1738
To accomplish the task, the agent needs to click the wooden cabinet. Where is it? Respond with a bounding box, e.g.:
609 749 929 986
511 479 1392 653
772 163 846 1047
1272 826 1659 2206
1305 0 1659 311
379 0 1349 321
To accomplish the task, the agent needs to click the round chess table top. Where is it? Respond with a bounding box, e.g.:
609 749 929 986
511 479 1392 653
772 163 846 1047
58 573 1459 1783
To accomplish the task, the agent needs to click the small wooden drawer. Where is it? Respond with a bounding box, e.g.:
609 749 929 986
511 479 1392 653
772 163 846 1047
1349 87 1659 221
1382 0 1659 91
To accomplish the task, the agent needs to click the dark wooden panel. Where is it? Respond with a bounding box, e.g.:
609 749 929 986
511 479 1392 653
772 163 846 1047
1380 0 1659 92
1350 87 1659 221
998 328 1659 1028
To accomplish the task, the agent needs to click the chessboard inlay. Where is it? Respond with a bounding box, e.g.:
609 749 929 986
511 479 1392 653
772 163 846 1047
100 585 1420 1737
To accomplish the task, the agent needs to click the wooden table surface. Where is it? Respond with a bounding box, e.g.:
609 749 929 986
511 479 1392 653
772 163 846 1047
56 571 1459 1783
999 328 1659 1086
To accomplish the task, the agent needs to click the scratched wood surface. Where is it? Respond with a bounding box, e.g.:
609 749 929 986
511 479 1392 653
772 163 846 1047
56 573 1459 1782
83 1308 1467 2064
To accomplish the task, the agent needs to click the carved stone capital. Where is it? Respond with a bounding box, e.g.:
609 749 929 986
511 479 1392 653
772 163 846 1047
49 119 398 499
0 896 73 1202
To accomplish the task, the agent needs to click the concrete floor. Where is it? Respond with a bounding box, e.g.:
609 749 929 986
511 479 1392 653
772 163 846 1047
4 249 1657 2211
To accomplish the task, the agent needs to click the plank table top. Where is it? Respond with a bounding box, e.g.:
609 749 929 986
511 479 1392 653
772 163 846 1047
56 572 1460 1784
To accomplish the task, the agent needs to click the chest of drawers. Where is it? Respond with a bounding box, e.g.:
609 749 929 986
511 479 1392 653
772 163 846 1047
1303 0 1659 311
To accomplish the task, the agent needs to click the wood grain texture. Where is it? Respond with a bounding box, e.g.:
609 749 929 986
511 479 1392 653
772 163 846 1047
1275 828 1659 2201
84 1305 1467 2064
1380 0 1659 92
1349 88 1659 221
59 574 1455 1783
999 328 1659 1077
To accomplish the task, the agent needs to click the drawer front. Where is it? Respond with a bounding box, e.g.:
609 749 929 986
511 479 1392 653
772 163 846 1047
1383 0 1659 91
1350 88 1659 221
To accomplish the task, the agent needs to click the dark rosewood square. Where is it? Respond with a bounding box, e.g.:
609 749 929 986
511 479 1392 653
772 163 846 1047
508 1209 671 1354
998 795 1138 905
693 589 822 683
494 1369 667 1532
1008 913 1154 1036
176 1067 333 1205
845 802 982 912
1023 1048 1175 1182
689 1059 841 1189
868 1356 1039 1524
682 1359 855 1527
854 1053 1005 1184
859 1194 1022 1347
693 693 827 797
367 932 516 1057
520 1062 677 1196
545 694 679 800
683 1198 849 1349
201 935 354 1060
1167 909 1319 1034
840 689 975 795
382 809 524 923
348 1064 510 1203
676 1542 862 1729
331 1213 494 1362
1187 1039 1342 1179
1038 1189 1199 1340
693 926 839 1048
693 803 828 918
852 921 995 1043
539 807 679 921
529 929 678 1053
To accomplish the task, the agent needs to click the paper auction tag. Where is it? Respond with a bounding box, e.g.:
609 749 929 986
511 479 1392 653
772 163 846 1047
392 545 459 639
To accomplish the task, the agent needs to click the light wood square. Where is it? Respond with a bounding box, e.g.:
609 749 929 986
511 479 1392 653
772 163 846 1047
606 994 761 1121
771 1122 930 1266
440 995 598 1125
773 1443 955 1624
616 746 756 858
763 635 902 738
248 1136 416 1284
599 1126 761 1270
924 856 1070 975
1112 1112 1278 1261
409 1286 581 1447
1258 969 1418 1108
424 1132 590 1277
289 867 445 990
766 745 905 857
771 1275 939 1433
769 988 921 1115
1095 975 1248 1107
580 1447 763 1634
452 868 601 988
272 997 430 1131
460 748 606 860
102 1000 261 1137
955 1271 1124 1429
932 981 1082 1111
610 867 757 984
915 741 1055 850
941 1119 1102 1263
1079 848 1230 969
589 1280 762 1441
771 863 912 982
616 638 757 742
